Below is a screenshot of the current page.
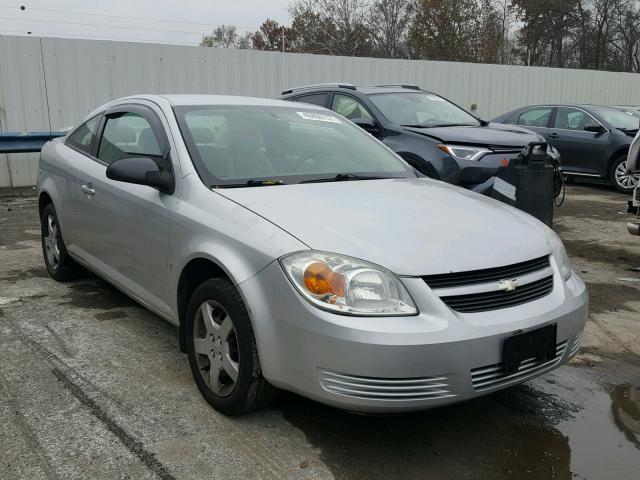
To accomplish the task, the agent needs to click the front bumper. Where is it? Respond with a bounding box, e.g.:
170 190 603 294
239 259 588 413
441 152 521 189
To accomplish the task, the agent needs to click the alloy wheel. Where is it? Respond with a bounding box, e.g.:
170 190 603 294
193 300 239 397
615 160 640 190
44 214 60 270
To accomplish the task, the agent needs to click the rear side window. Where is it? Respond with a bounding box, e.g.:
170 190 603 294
66 115 100 154
331 94 372 120
517 107 553 127
98 112 166 169
553 107 593 130
296 93 329 107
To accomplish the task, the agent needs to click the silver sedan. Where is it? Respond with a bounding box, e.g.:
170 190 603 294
38 95 588 414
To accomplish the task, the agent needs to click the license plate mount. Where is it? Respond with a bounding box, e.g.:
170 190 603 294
502 324 557 375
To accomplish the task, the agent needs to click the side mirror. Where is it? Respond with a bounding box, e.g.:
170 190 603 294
352 117 380 135
106 157 174 194
584 123 606 133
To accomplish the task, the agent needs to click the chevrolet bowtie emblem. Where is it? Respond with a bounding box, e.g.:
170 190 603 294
498 279 519 292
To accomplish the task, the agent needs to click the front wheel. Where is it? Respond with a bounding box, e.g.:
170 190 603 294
185 278 276 415
610 156 640 193
41 203 82 281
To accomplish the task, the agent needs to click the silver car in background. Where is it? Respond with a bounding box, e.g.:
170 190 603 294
38 95 588 414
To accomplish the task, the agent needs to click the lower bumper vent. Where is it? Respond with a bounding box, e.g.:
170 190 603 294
319 370 455 401
471 341 567 392
569 332 583 357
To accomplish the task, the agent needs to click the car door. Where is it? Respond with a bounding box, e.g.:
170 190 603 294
514 106 554 138
546 107 610 176
73 102 177 318
56 114 102 247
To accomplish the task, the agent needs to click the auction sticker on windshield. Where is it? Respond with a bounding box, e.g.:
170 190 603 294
297 112 341 123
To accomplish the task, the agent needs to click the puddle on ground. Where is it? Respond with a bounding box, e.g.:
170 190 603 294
279 378 640 480
585 282 640 314
58 281 135 310
558 384 640 480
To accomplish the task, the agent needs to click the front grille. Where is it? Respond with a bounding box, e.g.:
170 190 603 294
318 370 455 401
471 341 567 391
438 275 554 313
422 255 550 289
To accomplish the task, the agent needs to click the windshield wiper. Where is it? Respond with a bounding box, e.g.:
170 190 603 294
301 173 387 184
213 179 285 188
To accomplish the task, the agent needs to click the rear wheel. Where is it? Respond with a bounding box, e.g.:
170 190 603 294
40 203 81 281
610 156 640 193
185 278 276 415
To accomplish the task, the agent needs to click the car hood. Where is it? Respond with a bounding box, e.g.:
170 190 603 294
403 123 541 148
218 178 552 276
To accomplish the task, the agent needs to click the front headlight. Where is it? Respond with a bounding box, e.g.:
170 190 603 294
437 144 491 161
279 251 418 316
545 227 572 280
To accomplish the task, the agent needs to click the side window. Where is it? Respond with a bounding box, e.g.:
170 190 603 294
66 115 100 154
504 113 520 125
517 107 553 128
296 93 328 107
331 94 373 120
553 107 594 130
98 112 166 168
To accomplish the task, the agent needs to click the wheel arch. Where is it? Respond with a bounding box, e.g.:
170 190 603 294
398 152 440 179
606 147 630 175
38 190 53 217
176 256 236 353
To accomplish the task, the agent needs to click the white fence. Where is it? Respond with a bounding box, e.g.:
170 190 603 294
1 34 639 186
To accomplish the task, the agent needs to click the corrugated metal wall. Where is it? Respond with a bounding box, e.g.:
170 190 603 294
1 34 639 186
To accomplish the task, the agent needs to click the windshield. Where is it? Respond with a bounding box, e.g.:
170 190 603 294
592 107 640 130
174 105 415 187
368 92 480 128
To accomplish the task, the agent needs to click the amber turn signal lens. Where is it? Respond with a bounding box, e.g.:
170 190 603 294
303 262 345 297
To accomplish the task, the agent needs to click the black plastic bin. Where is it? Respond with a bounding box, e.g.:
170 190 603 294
489 142 556 226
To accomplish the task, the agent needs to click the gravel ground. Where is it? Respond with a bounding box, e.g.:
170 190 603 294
0 184 639 480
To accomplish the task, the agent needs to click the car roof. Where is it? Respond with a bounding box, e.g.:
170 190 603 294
280 84 433 96
358 86 433 95
516 103 611 109
158 94 319 108
104 94 324 109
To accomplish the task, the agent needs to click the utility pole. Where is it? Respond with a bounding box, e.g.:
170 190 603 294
282 27 285 53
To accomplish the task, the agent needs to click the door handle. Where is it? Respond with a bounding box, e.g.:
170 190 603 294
81 183 95 197
548 133 559 139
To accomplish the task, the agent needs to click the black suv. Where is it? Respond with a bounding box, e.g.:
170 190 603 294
280 83 552 191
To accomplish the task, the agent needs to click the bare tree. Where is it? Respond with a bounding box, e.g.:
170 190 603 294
369 0 415 58
493 0 517 63
610 0 640 71
289 0 373 56
236 32 254 50
200 25 239 48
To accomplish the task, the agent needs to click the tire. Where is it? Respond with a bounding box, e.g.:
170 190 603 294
610 155 640 193
185 278 276 415
41 202 82 281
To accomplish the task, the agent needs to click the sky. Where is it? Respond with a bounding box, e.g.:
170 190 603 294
0 0 293 45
